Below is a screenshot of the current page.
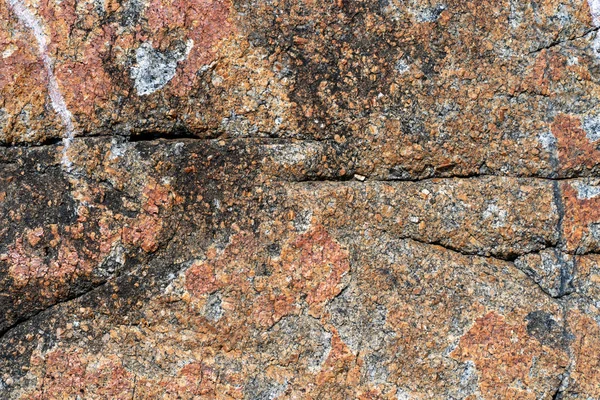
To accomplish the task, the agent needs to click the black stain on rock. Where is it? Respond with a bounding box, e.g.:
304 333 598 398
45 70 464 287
525 310 571 350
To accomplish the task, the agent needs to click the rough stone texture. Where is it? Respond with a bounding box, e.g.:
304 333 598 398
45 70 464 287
1 0 600 399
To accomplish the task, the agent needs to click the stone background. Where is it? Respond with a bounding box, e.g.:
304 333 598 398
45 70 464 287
1 0 600 398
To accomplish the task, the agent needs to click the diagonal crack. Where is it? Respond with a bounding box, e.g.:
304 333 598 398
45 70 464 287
527 26 600 54
0 279 111 342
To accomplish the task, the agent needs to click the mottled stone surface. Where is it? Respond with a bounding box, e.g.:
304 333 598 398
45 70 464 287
2 0 600 398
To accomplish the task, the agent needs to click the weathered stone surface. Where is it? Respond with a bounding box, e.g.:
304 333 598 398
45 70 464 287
2 0 600 398
283 178 560 259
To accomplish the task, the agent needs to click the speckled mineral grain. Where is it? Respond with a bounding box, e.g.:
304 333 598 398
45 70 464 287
1 0 600 398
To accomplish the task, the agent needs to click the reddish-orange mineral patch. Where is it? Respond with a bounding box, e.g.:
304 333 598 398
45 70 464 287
279 226 351 317
567 309 600 397
24 348 134 400
549 114 600 250
552 113 600 172
122 180 176 253
185 226 350 327
23 347 228 399
315 328 357 388
560 182 600 252
12 0 234 131
122 213 164 253
185 260 220 297
0 6 62 142
5 228 91 291
519 49 565 97
251 226 351 325
135 361 224 398
451 312 567 399
184 231 257 297
144 0 233 96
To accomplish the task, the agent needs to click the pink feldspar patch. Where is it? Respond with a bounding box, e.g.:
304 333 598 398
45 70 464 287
5 0 234 134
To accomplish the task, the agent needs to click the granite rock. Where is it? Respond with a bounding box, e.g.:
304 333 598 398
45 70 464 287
2 0 600 398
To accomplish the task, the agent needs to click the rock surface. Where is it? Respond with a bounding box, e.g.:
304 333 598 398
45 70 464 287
1 0 600 398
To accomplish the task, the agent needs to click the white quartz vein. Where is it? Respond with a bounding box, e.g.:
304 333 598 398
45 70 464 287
7 0 75 171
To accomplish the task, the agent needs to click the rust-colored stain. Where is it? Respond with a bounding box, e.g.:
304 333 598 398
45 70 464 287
122 213 164 253
5 223 109 295
184 231 256 299
5 179 174 294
